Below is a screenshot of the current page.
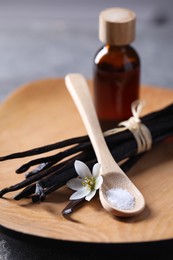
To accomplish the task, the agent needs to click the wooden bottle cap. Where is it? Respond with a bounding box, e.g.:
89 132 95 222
99 8 136 46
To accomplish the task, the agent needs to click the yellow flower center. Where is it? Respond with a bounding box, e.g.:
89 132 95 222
82 177 96 190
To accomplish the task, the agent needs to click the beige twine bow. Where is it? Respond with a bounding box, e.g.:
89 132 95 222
104 100 152 154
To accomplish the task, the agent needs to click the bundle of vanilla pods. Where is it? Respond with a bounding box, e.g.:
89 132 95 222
0 103 173 214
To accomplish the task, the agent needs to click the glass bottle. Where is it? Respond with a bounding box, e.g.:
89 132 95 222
93 8 140 131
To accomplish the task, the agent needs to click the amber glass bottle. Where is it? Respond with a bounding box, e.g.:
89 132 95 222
93 8 140 131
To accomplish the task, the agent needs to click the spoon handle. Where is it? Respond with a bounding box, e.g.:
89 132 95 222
65 73 121 174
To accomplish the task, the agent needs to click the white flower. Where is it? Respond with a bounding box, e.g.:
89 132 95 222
67 160 103 201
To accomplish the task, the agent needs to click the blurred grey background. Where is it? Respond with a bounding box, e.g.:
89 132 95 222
0 0 173 102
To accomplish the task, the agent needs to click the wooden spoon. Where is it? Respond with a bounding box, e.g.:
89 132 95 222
65 73 145 217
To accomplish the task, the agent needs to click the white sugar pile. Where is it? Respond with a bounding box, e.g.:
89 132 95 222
106 187 135 210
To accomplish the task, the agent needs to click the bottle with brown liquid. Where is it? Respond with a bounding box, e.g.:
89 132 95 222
93 8 140 131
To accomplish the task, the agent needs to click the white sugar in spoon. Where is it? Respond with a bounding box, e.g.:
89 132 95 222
65 73 145 217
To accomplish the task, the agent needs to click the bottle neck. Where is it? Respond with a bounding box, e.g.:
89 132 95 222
105 44 131 51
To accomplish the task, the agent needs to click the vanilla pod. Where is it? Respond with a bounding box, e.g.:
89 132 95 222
0 103 173 205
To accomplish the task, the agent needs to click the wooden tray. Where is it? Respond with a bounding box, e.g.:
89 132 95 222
0 78 173 244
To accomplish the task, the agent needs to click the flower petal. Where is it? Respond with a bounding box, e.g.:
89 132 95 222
69 186 90 200
67 177 82 191
85 190 96 201
95 175 103 190
92 163 101 178
74 160 92 179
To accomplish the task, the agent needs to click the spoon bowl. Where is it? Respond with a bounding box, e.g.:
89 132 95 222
65 73 145 217
99 172 145 216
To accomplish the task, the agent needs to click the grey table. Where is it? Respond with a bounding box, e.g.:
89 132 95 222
1 1 173 259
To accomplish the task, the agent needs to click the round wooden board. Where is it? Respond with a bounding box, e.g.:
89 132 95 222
0 78 173 243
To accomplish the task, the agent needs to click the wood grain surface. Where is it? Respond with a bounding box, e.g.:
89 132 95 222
0 78 173 243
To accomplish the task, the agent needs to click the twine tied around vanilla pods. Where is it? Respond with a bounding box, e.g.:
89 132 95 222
104 100 152 154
